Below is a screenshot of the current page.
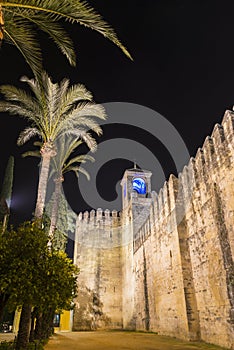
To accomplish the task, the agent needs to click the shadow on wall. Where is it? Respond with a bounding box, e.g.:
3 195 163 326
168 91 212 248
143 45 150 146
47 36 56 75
73 285 111 330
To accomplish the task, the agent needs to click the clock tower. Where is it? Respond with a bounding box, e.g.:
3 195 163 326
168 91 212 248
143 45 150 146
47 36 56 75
121 165 152 211
120 165 153 329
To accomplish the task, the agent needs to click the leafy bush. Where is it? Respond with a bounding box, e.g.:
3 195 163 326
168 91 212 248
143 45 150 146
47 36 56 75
0 340 44 350
0 341 15 350
26 340 44 349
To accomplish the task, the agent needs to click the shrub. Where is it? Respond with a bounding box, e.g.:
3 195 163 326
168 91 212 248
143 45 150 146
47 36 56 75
0 341 15 350
0 340 44 350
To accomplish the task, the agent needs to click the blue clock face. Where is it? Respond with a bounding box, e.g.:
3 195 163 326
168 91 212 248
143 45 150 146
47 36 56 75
132 178 146 194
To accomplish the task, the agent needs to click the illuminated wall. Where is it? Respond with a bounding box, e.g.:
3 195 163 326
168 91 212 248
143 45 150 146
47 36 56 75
73 110 234 349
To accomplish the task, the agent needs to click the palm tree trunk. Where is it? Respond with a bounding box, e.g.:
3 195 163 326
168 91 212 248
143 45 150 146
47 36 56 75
35 308 55 341
34 153 51 219
16 304 32 350
34 312 43 340
2 213 8 233
35 143 56 219
49 176 64 239
0 294 10 323
42 307 55 339
29 307 38 342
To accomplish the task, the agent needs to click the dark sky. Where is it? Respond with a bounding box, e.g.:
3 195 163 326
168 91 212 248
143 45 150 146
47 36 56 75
1 0 234 225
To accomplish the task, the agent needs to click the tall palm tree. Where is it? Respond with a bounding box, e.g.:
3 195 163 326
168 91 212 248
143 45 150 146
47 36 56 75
23 136 94 243
0 72 106 219
0 0 132 75
49 136 94 241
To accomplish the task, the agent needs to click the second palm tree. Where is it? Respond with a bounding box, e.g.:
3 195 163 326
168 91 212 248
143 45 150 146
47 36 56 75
0 72 106 219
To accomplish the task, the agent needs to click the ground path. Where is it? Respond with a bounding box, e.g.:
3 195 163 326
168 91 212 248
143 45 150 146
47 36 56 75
44 331 227 350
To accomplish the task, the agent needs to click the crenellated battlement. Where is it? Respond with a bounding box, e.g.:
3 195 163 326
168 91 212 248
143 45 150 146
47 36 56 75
75 208 122 250
76 110 234 251
132 110 234 251
221 109 234 140
77 208 121 222
74 109 234 348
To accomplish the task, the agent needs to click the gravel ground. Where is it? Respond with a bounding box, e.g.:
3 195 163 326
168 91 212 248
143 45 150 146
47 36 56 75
44 331 227 350
0 333 15 342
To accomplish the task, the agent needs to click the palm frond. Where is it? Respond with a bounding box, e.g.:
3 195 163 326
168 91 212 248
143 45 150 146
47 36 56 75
0 84 42 118
16 12 76 66
59 83 93 117
22 150 41 158
0 101 20 114
17 127 41 146
48 134 94 181
0 84 30 103
65 165 90 181
72 116 103 136
56 102 106 140
33 140 43 147
52 85 94 136
57 138 82 168
76 166 90 180
63 129 98 152
72 102 107 120
65 154 94 168
20 74 58 136
0 100 39 122
44 75 60 129
0 72 104 168
20 75 43 103
3 13 43 76
21 140 43 158
81 132 98 152
62 119 102 140
2 0 132 61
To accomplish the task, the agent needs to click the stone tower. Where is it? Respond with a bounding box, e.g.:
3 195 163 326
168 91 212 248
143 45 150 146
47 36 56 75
73 208 123 330
120 166 153 328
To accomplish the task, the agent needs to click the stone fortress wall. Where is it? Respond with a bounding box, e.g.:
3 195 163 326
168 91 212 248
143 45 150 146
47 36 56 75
73 209 123 330
73 110 234 349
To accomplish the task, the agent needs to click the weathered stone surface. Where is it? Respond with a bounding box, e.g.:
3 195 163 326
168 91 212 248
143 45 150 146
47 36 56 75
73 211 123 329
73 111 234 349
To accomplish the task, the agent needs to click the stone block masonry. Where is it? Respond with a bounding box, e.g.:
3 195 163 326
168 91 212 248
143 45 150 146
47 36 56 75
73 110 234 349
73 209 123 330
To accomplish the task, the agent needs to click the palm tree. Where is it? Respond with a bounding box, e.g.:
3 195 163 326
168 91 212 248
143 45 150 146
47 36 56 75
0 72 106 219
49 136 94 241
23 136 94 244
0 0 132 75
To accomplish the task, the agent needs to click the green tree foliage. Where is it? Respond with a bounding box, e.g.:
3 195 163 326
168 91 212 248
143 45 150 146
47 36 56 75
0 222 48 310
0 221 79 348
0 0 132 76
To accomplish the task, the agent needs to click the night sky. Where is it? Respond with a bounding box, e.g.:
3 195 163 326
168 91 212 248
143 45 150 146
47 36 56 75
1 0 234 225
